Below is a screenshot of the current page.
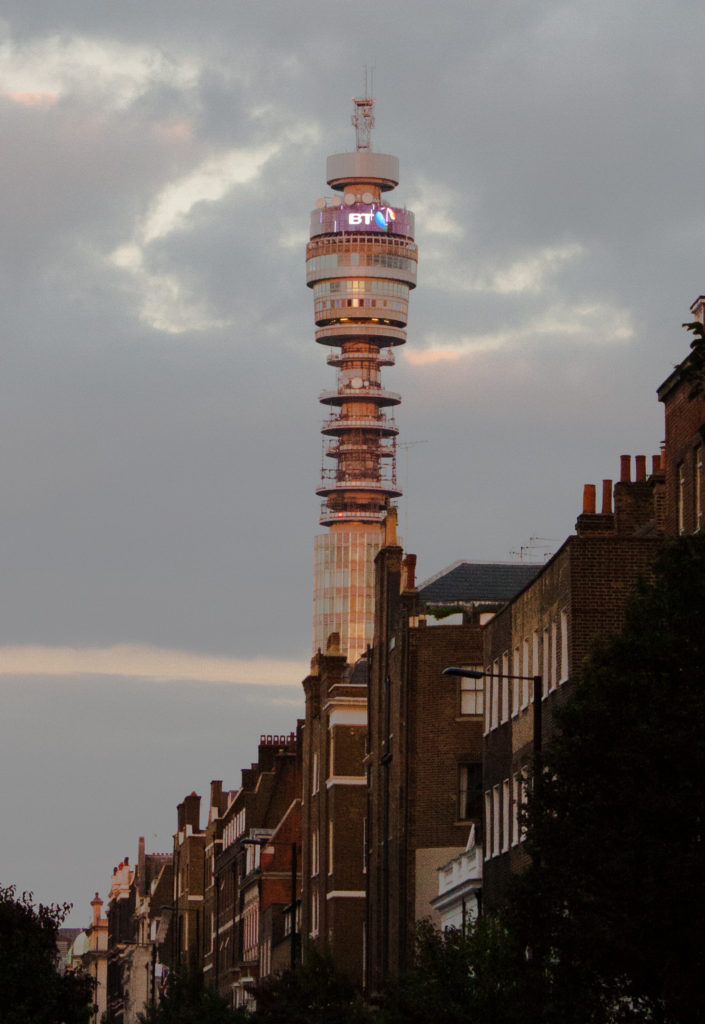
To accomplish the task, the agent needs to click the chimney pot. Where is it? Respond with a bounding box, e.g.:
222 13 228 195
635 455 646 482
620 455 631 483
582 484 596 514
602 480 613 514
402 553 417 591
652 454 661 474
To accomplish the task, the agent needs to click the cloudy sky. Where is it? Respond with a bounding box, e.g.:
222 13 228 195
0 0 702 925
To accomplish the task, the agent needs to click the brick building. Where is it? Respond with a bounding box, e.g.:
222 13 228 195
482 460 663 908
171 792 206 972
105 841 173 1023
213 733 301 1008
106 857 134 1023
202 781 235 988
658 294 705 536
366 510 541 990
300 637 368 985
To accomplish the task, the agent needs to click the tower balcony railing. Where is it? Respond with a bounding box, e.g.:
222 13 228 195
318 386 400 407
324 439 395 459
315 323 407 346
326 348 395 367
319 466 398 487
316 476 401 499
321 413 398 435
319 504 389 526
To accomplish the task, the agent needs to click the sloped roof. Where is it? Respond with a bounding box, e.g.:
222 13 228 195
418 560 543 606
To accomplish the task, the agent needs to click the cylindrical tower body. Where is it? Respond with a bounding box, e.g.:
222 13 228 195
308 132 417 661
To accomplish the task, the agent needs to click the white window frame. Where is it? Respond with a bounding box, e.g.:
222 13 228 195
484 792 492 860
560 610 569 684
502 779 510 853
550 621 558 692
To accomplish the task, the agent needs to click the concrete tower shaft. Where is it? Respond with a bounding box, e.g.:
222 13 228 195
308 101 417 660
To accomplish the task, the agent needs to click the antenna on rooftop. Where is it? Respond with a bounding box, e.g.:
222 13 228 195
352 65 375 151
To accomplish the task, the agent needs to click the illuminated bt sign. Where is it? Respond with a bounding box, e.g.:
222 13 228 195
348 207 397 230
309 203 414 239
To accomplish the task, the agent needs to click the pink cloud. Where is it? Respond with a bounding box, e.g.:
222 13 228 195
406 348 464 366
8 91 59 108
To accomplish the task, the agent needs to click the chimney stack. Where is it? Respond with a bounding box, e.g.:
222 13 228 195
602 480 613 514
582 484 596 514
402 553 417 591
384 508 398 547
91 892 103 927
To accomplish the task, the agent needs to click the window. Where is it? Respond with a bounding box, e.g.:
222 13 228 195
501 652 509 722
560 610 569 684
362 816 367 874
519 769 529 842
311 829 319 877
502 779 510 853
311 890 319 937
492 786 500 857
312 752 319 794
550 621 558 691
460 669 484 717
328 822 334 875
491 661 499 729
542 628 549 697
458 763 482 821
678 462 685 534
512 647 520 715
511 772 521 846
696 446 703 532
522 640 530 707
484 792 492 860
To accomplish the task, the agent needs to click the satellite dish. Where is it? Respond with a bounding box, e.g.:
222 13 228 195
315 197 326 210
362 191 374 204
351 377 363 389
343 192 356 206
329 196 342 207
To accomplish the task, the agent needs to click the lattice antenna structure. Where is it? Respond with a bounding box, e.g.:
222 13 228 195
351 66 375 151
351 96 375 150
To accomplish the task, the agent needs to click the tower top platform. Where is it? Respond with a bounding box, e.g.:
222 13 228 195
326 152 399 192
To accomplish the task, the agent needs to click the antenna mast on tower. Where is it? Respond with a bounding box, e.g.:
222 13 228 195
351 66 375 151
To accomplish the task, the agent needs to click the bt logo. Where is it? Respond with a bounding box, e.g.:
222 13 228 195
348 207 397 229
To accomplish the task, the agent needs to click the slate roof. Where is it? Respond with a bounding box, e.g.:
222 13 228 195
418 560 543 606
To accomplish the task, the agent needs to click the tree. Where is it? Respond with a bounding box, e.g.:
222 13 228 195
378 917 527 1024
510 535 705 1024
680 319 705 399
0 885 95 1024
251 945 372 1024
136 964 248 1024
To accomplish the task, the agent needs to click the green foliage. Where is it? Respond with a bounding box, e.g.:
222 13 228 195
426 604 466 620
680 320 705 399
251 945 372 1024
0 885 95 1024
379 916 526 1024
137 964 248 1024
510 535 705 1024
